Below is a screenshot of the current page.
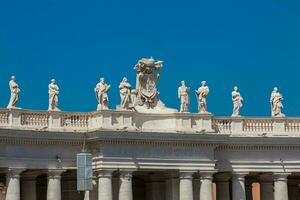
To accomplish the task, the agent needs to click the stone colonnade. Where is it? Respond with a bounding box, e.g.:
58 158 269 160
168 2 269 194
3 169 299 200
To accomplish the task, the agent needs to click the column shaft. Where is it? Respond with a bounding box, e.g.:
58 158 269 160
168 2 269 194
199 173 214 200
259 175 274 200
165 178 179 200
119 171 133 200
274 173 290 200
215 174 230 200
47 170 64 200
98 170 113 200
232 173 247 200
179 172 194 200
6 169 23 200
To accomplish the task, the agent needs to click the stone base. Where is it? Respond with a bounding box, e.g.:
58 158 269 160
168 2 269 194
134 100 177 114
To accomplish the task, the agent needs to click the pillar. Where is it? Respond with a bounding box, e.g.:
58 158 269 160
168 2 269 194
6 168 24 200
274 173 290 200
179 171 194 200
47 169 64 200
21 172 39 200
232 173 247 200
260 174 274 200
199 172 214 200
215 174 230 200
165 177 179 200
119 171 133 200
98 170 114 200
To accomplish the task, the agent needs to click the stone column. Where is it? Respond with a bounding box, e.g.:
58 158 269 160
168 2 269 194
6 169 24 200
47 169 64 200
232 173 247 200
274 173 290 200
179 171 194 200
165 176 179 200
259 174 274 200
21 172 39 200
199 172 214 200
119 171 133 200
98 170 114 200
215 174 230 200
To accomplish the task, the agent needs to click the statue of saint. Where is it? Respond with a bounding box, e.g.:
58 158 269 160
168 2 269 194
270 87 285 117
48 79 60 111
95 77 111 110
196 81 210 114
7 75 21 109
118 77 133 110
178 80 190 112
232 86 243 117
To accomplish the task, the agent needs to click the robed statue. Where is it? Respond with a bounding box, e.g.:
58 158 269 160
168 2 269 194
118 77 133 110
196 81 210 114
178 80 190 112
48 79 60 111
95 77 111 110
7 75 21 109
270 87 285 117
232 86 243 117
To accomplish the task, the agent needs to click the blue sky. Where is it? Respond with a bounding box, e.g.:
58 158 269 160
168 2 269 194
0 0 299 116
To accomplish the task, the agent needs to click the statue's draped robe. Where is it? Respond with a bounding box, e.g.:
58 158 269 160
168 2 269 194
196 86 209 113
119 81 132 109
7 80 20 108
232 91 243 116
95 83 110 109
48 83 60 111
178 86 190 112
271 92 284 116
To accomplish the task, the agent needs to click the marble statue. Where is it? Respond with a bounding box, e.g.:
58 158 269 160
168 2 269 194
118 77 133 110
133 57 176 113
178 80 190 112
196 81 210 114
95 77 111 110
7 75 21 109
270 87 285 117
48 79 60 111
231 86 243 117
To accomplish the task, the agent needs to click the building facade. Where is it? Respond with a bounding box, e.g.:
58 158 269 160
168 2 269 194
0 108 299 200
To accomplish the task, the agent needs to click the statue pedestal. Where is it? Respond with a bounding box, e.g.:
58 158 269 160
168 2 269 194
134 100 177 114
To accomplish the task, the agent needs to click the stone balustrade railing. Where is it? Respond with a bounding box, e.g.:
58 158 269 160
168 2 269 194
1 108 300 136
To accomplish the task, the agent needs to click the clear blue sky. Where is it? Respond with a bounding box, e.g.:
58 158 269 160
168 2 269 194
0 0 299 116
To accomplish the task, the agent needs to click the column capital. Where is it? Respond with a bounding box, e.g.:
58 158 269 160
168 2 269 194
214 173 231 182
97 169 115 178
199 171 215 180
48 169 65 179
232 172 248 181
179 171 196 179
119 170 134 181
7 168 25 178
273 172 291 182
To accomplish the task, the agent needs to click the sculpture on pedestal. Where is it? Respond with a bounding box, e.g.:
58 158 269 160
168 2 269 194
133 57 176 113
118 77 133 110
232 86 243 117
270 87 285 117
196 81 210 114
95 77 110 110
48 79 60 111
178 80 190 112
7 76 21 109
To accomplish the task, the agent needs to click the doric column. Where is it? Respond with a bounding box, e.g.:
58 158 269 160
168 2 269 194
165 175 179 200
215 174 230 200
259 174 274 200
6 168 24 200
98 170 114 200
119 171 133 200
47 169 64 200
199 172 214 200
21 172 40 200
179 171 194 200
274 173 290 200
232 173 247 200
